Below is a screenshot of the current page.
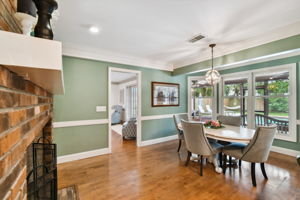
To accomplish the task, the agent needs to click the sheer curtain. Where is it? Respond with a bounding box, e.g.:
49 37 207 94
127 85 137 119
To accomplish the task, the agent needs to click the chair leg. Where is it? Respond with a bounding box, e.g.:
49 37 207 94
251 162 257 187
239 160 242 167
219 152 223 167
177 139 182 152
223 155 227 174
260 163 268 179
199 155 203 176
185 151 191 166
229 156 232 169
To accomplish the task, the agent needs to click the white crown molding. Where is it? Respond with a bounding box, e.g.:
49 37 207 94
186 48 300 74
62 42 173 71
57 148 111 164
141 113 187 121
174 21 300 69
271 146 300 157
140 135 178 147
53 119 109 128
61 21 300 72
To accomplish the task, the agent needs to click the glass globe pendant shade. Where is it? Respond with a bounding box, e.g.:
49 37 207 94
205 69 221 85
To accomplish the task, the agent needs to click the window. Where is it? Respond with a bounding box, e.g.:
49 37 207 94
254 71 291 135
127 85 137 119
221 77 249 126
119 89 124 105
188 77 216 122
219 64 296 142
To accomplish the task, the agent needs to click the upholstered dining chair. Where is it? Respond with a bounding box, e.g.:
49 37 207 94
222 125 277 187
217 115 241 126
217 115 242 166
181 120 223 176
173 114 189 152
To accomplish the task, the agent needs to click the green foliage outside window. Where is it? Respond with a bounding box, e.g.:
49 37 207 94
193 87 212 97
267 80 289 95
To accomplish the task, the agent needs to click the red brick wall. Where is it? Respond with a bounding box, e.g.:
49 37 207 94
0 0 22 33
0 65 53 200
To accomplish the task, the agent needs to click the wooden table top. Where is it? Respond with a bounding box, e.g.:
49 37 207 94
178 123 256 143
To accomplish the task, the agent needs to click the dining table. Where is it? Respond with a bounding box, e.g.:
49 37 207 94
177 121 256 173
177 122 256 144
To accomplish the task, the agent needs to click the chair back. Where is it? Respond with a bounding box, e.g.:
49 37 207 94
173 114 188 132
181 120 213 156
217 115 241 127
122 118 137 138
241 125 277 163
112 105 123 112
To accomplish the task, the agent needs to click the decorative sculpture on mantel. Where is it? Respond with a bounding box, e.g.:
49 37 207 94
15 0 37 35
33 0 58 40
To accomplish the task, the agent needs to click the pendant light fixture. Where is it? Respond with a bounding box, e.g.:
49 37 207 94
205 44 221 85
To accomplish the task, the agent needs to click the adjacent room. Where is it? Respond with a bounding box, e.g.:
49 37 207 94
0 0 300 200
110 70 139 151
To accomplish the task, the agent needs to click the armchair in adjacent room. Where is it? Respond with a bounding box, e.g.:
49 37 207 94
122 118 137 139
111 105 125 124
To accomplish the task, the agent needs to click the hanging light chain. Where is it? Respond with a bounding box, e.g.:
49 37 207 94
211 45 214 70
205 43 220 86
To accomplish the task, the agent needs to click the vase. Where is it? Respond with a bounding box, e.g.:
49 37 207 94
33 0 58 40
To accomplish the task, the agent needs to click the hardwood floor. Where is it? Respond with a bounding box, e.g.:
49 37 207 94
57 132 300 200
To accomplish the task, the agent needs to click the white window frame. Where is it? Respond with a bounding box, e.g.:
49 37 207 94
188 76 217 120
218 71 253 127
218 63 297 142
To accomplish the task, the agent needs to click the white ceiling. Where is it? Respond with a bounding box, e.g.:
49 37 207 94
111 71 136 83
54 0 300 71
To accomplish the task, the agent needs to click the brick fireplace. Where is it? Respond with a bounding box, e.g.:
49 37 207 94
0 0 62 199
0 65 54 199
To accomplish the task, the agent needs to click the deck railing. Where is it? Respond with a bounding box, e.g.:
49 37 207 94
241 114 289 134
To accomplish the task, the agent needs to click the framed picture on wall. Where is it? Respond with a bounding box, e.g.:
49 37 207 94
151 82 180 107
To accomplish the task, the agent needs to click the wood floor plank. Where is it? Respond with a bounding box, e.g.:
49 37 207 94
57 132 300 200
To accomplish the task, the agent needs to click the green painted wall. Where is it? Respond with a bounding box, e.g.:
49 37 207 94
54 35 300 156
54 58 108 121
54 56 187 156
173 34 300 75
142 118 177 141
190 56 300 151
54 125 108 156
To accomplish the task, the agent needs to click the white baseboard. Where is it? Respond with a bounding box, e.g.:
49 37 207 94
57 148 111 164
140 135 178 146
271 146 300 157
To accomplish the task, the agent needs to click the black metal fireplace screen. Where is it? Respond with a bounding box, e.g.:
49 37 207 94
27 137 57 200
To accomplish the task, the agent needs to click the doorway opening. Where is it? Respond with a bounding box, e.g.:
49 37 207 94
108 68 141 152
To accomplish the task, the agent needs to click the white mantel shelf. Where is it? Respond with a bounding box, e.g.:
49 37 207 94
0 30 64 94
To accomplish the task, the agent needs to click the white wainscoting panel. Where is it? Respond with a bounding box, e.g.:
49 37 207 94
53 119 109 128
141 113 187 121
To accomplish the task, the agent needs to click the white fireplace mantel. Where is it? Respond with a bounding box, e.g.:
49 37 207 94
0 30 64 94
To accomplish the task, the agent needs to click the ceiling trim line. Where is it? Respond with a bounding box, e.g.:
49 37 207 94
62 44 173 72
186 48 300 75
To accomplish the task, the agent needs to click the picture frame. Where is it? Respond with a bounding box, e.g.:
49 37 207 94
151 82 180 107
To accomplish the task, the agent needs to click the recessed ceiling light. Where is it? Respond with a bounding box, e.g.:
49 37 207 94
89 26 100 34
